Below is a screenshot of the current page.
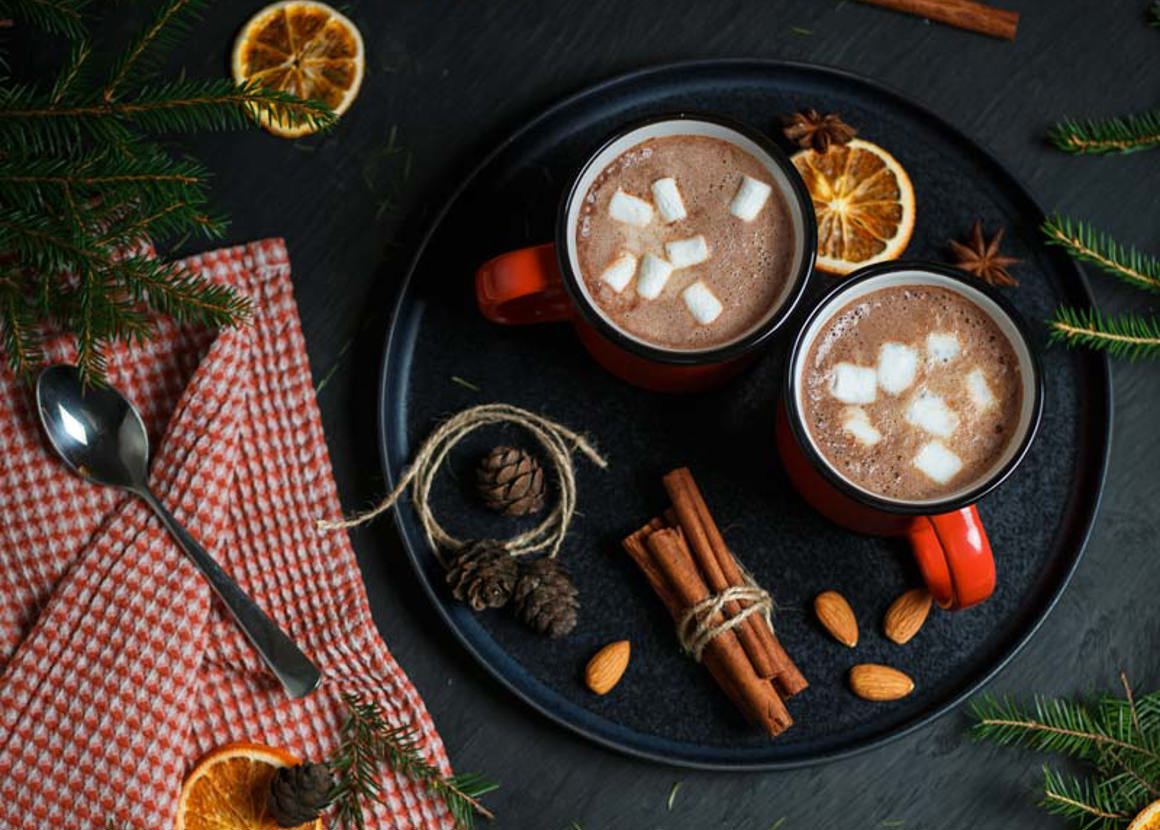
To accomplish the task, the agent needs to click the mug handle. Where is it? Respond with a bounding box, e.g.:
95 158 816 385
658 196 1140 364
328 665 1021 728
476 243 575 324
907 505 996 610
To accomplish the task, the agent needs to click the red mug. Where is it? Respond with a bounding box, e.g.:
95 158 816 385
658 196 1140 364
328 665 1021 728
475 114 817 392
777 263 1044 609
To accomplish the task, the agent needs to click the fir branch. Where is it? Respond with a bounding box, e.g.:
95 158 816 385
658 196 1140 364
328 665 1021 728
1122 674 1144 741
0 210 109 274
103 0 209 100
0 82 132 154
119 257 249 326
51 38 92 104
329 693 498 830
1048 109 1160 155
0 272 44 378
0 79 335 138
1049 308 1160 361
97 199 226 246
1149 0 1160 27
971 679 1160 830
969 694 1151 762
0 0 337 381
0 151 211 215
0 0 89 40
1042 215 1160 293
1040 768 1129 830
74 268 106 385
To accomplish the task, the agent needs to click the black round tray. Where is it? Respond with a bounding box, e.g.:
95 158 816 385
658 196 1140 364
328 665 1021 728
377 60 1111 769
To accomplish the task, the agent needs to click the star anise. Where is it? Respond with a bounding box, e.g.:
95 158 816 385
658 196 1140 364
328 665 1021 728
782 109 857 153
948 219 1021 286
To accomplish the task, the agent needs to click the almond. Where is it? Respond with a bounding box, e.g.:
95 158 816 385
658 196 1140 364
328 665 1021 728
814 590 858 647
585 640 631 695
849 664 915 701
883 588 933 645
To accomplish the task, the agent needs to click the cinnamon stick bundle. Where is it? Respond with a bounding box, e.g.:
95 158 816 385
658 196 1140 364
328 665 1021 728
662 468 807 698
622 522 790 736
620 468 807 737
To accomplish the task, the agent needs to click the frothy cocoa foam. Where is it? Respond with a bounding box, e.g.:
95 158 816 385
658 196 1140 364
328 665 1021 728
802 285 1023 501
576 134 796 352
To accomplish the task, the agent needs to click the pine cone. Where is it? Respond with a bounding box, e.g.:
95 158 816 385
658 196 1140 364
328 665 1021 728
476 446 545 516
513 557 579 638
446 540 518 611
266 762 334 828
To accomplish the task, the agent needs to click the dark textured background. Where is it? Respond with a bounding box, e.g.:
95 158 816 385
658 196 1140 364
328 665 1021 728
167 0 1158 826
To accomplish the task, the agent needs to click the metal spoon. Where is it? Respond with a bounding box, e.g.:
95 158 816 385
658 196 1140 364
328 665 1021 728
35 364 322 699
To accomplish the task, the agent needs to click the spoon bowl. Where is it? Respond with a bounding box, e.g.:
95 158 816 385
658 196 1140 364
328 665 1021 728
36 365 150 490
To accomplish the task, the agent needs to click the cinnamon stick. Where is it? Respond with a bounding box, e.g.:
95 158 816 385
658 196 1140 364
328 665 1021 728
663 470 808 697
622 523 757 720
663 468 781 679
855 0 1018 41
645 527 791 736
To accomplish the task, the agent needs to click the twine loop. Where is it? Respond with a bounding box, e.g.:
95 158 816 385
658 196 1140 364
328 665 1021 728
676 580 773 662
316 403 607 565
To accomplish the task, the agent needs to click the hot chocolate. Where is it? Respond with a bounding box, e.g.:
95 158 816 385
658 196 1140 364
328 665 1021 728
802 284 1023 501
575 134 796 351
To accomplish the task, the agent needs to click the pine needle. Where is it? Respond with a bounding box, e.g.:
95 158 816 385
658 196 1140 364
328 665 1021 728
103 0 209 99
1042 215 1160 293
329 692 498 830
450 375 481 392
1047 108 1160 155
667 781 681 811
50 38 92 104
1049 308 1160 361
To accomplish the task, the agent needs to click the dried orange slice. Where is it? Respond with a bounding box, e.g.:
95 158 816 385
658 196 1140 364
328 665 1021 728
175 741 323 830
232 1 364 138
791 138 916 275
1130 800 1160 830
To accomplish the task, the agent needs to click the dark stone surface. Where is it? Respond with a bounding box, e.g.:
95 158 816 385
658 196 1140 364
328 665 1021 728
173 0 1160 825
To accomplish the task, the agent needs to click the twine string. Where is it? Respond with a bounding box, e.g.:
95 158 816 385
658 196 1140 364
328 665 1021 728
316 403 607 565
676 580 774 662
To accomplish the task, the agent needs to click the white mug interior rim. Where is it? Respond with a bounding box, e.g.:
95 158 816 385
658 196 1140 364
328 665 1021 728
790 269 1039 509
563 118 809 356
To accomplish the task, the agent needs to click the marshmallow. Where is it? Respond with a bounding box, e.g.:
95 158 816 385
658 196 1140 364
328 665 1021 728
609 189 654 227
665 235 710 269
682 280 723 324
829 362 878 405
905 390 960 437
913 441 964 485
635 254 673 300
927 332 961 364
651 177 687 223
729 175 773 221
877 342 919 395
966 367 996 410
599 252 637 293
842 407 882 446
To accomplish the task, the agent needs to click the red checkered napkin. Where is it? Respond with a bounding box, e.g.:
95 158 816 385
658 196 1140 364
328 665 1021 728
0 239 453 829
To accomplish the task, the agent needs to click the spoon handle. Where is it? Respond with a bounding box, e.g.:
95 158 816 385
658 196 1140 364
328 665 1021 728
138 487 322 699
